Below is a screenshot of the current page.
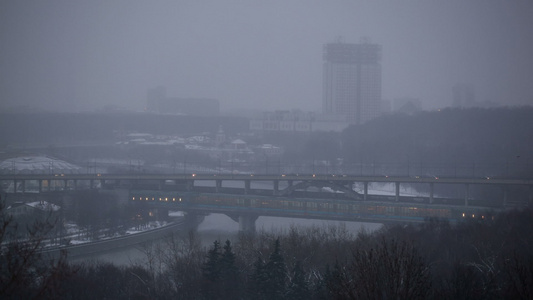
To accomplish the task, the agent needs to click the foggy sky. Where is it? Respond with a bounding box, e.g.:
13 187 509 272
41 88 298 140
1 1 532 113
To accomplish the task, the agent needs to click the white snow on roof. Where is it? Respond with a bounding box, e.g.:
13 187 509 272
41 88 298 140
259 144 279 149
0 156 82 174
231 139 246 144
126 133 152 137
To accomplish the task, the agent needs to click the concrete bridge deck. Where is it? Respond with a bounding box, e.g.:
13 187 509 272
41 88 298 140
2 173 532 208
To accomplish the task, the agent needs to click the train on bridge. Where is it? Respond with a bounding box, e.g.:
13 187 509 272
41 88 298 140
129 190 497 224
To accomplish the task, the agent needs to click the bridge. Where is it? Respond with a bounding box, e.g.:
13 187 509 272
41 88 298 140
2 172 531 233
129 189 503 233
2 173 532 206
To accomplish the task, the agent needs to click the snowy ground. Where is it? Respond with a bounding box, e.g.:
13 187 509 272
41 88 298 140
55 220 174 247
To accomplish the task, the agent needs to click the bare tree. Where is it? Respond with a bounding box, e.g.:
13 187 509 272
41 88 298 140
0 198 71 299
328 237 431 300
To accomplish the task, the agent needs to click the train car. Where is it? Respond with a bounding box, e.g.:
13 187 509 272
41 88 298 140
129 190 190 205
128 190 496 224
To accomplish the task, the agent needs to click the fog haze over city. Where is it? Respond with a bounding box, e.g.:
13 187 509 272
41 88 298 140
1 0 532 113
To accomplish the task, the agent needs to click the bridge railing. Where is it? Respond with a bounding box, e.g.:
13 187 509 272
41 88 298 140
2 159 532 180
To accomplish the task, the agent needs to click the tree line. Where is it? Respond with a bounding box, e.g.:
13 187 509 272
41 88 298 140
342 107 533 174
273 107 533 176
2 196 533 299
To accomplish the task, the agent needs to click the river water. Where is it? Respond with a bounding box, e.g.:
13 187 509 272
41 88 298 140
69 214 382 266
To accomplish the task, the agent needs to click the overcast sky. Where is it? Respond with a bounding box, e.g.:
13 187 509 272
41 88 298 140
1 1 532 113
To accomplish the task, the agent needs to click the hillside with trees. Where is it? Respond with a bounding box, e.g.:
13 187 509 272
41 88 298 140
341 107 533 178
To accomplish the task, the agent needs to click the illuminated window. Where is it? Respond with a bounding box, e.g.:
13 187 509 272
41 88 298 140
132 197 135 200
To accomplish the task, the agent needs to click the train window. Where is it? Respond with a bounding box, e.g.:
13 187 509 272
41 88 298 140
132 197 135 200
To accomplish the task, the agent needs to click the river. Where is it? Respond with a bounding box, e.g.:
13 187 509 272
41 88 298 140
67 213 382 266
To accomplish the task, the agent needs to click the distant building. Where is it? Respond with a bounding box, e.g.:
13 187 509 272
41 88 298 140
323 38 382 124
215 126 226 147
0 156 82 175
255 144 284 157
146 86 219 116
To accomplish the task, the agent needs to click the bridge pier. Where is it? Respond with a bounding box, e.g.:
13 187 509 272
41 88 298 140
465 184 470 206
502 186 508 206
395 182 400 202
186 180 194 191
273 180 279 196
530 186 533 205
183 212 206 231
238 214 258 234
363 182 368 201
429 183 434 204
216 180 222 193
244 180 250 195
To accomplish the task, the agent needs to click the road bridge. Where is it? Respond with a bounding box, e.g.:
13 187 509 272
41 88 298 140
2 173 530 234
2 173 532 207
